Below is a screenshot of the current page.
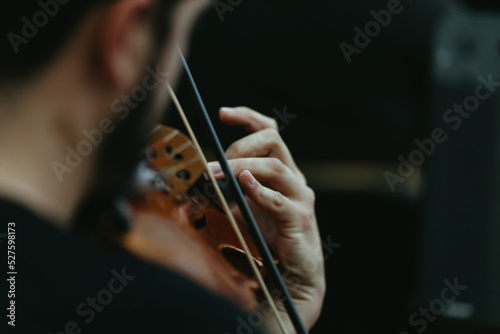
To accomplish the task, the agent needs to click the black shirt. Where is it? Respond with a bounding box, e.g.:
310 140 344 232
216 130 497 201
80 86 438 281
0 198 262 333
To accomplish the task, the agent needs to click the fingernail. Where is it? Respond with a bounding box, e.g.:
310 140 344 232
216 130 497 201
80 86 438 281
220 107 235 115
208 162 222 174
247 171 256 186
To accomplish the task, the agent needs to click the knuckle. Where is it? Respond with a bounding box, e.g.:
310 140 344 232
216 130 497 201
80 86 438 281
270 118 279 131
304 186 316 205
229 142 246 157
260 128 281 148
270 157 285 175
299 208 316 232
263 127 279 139
271 190 286 209
297 169 307 184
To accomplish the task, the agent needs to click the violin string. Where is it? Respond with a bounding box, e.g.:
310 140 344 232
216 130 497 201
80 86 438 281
171 141 191 157
166 83 289 334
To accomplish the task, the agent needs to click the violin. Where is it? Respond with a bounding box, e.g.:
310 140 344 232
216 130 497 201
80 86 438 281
118 125 264 312
106 48 308 334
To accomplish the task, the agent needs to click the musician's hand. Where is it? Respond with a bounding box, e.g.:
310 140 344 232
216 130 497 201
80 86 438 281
210 106 325 332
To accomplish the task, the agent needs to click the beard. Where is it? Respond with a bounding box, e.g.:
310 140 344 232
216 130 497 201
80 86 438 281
74 68 163 234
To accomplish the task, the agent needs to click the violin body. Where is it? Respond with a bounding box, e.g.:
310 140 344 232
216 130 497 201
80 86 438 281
115 126 265 311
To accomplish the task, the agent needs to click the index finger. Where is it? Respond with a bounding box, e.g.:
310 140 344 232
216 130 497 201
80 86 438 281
219 106 279 133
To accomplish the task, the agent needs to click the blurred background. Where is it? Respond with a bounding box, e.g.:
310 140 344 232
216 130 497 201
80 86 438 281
167 0 500 333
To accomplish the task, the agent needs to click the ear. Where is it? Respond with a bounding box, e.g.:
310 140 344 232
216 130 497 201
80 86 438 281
97 0 157 90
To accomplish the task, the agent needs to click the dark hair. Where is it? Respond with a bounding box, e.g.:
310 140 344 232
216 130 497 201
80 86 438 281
0 0 175 82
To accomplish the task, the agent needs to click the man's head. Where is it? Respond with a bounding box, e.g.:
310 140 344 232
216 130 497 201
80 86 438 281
0 0 209 223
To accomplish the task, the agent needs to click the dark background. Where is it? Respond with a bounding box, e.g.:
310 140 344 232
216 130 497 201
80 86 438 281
167 1 500 333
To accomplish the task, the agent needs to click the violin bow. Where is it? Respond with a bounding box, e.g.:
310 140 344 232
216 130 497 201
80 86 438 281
166 45 308 334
